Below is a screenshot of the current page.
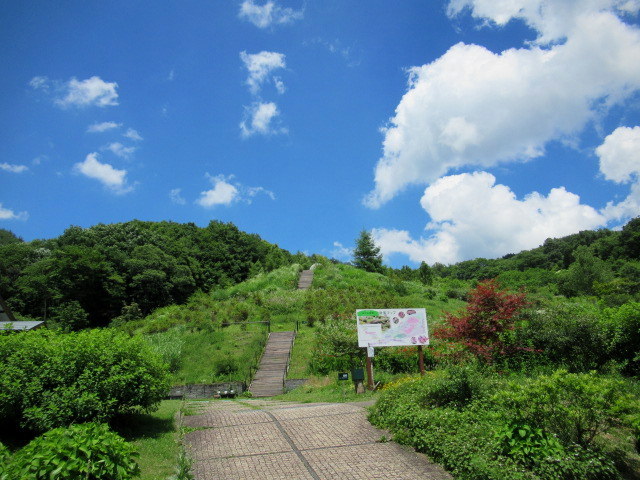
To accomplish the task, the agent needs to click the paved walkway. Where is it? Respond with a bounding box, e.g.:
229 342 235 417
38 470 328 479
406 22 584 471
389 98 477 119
249 331 296 397
183 399 452 480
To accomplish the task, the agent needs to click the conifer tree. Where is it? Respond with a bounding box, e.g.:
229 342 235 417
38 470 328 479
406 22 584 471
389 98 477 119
353 230 384 273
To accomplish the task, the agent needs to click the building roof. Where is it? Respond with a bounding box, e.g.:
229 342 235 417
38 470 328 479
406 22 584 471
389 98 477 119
0 321 44 331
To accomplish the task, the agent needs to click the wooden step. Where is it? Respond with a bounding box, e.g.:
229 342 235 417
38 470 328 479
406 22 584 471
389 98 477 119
297 270 314 290
249 331 295 398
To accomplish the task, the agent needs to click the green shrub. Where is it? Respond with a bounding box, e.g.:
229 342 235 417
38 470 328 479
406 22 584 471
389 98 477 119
494 370 632 447
419 365 485 408
496 420 564 468
5 423 140 479
370 369 636 480
214 357 239 377
601 302 640 375
0 329 169 432
309 315 362 374
514 303 609 372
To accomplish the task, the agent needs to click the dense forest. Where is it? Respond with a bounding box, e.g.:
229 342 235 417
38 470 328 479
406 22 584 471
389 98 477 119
0 220 309 329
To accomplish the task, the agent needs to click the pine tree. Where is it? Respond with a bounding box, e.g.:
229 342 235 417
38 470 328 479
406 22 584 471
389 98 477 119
353 230 384 273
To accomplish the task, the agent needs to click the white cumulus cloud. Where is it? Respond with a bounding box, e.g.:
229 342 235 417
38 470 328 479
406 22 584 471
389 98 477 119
87 121 122 133
597 126 640 183
0 163 28 173
0 203 28 221
74 152 131 193
196 174 275 208
240 102 286 137
239 0 303 29
196 175 240 208
55 76 119 108
596 126 640 221
240 51 286 95
373 172 607 264
365 2 640 207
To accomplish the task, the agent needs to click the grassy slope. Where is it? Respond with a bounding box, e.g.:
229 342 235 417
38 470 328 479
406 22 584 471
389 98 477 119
126 262 469 385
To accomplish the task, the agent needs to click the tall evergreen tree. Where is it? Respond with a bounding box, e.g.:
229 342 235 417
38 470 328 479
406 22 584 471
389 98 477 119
353 230 384 273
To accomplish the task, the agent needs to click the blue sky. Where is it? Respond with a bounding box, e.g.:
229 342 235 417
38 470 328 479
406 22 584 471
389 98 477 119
2 0 640 267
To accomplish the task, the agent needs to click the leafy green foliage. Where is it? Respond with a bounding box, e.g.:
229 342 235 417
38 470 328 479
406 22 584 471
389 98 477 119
0 329 169 432
496 421 564 468
494 370 635 447
4 423 140 480
370 368 637 480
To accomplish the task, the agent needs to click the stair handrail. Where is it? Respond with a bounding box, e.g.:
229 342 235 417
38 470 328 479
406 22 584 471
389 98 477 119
283 331 296 390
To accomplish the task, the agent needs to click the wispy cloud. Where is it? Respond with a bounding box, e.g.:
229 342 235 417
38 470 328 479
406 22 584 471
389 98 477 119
87 121 122 133
170 188 186 205
123 128 143 141
238 0 303 29
330 241 353 261
0 163 28 173
240 51 286 95
104 142 137 159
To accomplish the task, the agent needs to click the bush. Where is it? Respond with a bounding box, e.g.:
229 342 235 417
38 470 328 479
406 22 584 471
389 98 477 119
494 370 633 447
601 302 640 375
0 329 169 432
309 315 362 374
369 368 637 480
214 357 239 377
512 302 610 372
5 423 140 479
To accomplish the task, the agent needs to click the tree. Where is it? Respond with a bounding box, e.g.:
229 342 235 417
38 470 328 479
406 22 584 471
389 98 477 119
418 261 433 285
434 280 528 362
557 245 613 297
0 228 22 245
353 230 384 273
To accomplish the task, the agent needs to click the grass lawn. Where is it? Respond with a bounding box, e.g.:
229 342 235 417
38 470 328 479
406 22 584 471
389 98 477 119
275 375 380 403
112 400 182 480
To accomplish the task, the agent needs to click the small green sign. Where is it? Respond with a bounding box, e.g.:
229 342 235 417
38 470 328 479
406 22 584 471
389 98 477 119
357 310 379 316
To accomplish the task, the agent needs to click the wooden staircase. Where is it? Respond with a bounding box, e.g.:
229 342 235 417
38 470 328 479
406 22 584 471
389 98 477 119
249 331 296 397
297 269 314 290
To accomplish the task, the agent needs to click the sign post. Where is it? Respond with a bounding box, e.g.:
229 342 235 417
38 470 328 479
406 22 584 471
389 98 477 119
366 345 374 390
418 345 425 375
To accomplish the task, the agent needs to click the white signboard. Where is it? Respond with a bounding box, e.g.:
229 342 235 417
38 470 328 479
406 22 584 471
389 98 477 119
356 308 429 348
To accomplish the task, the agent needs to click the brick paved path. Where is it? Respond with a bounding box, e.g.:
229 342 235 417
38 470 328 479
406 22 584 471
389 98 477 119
183 399 452 480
